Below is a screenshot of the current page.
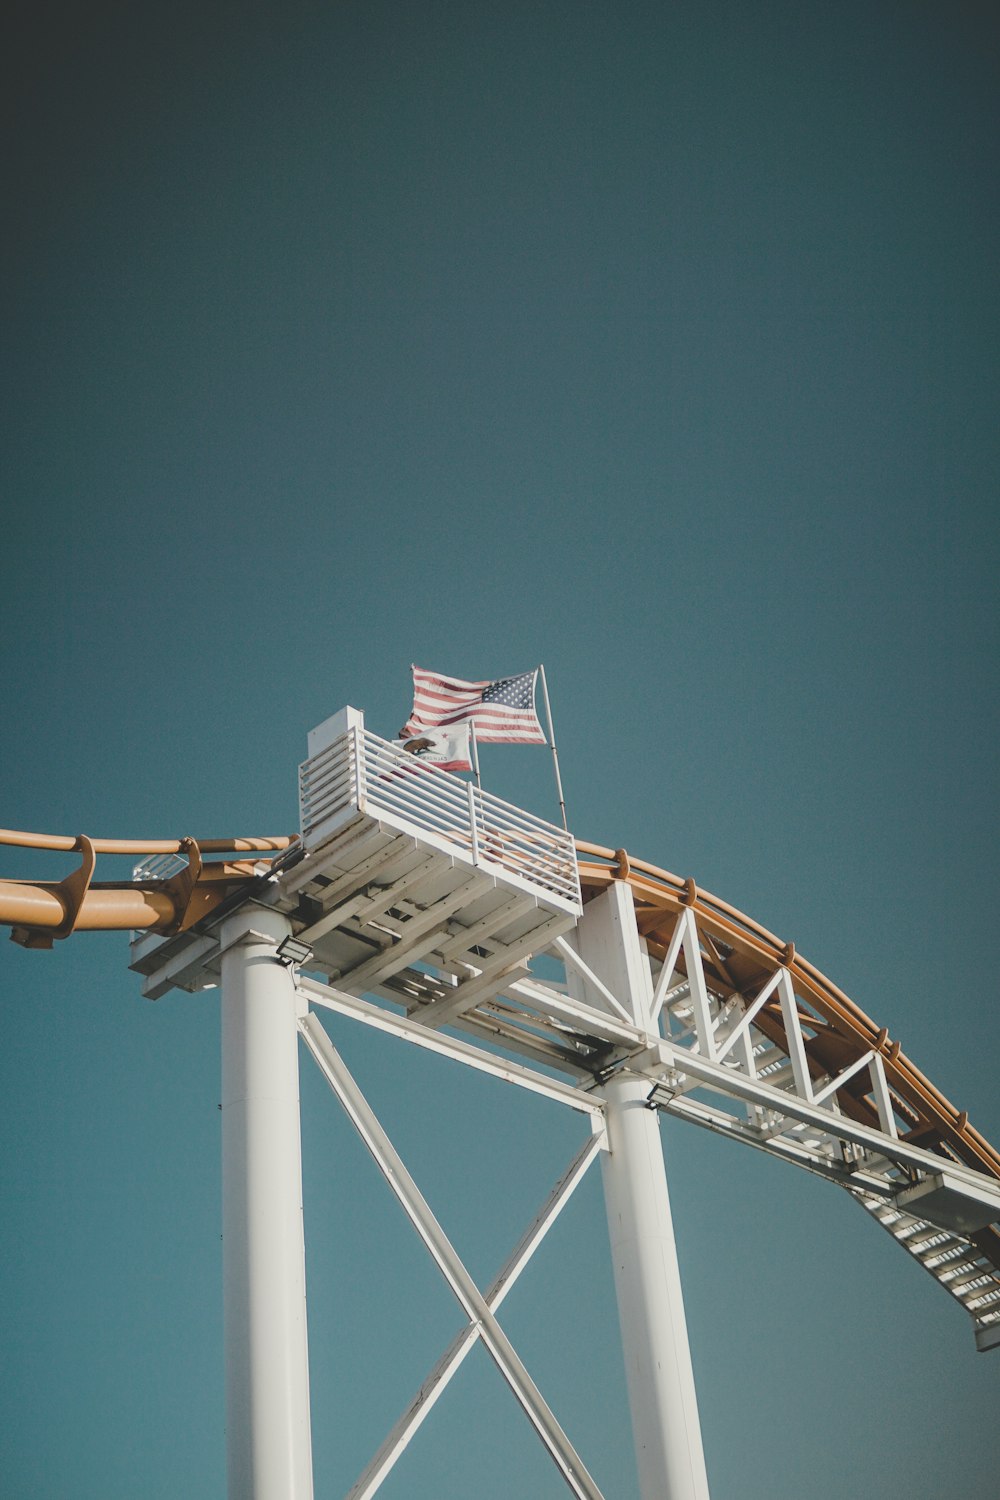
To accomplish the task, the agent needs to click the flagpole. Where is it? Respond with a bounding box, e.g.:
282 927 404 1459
537 664 568 832
469 719 482 792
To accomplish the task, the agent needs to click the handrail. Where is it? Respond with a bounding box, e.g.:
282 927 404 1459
299 728 580 905
0 828 297 856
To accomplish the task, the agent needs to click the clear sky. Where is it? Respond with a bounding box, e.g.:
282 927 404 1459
2 2 998 1496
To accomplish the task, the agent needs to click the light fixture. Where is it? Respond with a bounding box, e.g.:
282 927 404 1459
646 1082 675 1111
276 935 314 969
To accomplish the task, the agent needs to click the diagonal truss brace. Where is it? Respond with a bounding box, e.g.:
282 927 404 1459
296 974 605 1119
638 1035 1000 1211
346 1132 604 1499
298 1012 608 1500
650 906 717 1057
552 935 634 1025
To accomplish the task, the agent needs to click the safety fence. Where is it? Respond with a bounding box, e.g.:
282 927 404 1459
299 728 580 908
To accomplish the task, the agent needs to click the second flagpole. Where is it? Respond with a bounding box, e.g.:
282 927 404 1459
537 664 568 832
469 719 482 791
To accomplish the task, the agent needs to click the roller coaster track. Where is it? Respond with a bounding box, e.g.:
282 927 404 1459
0 824 993 1167
573 842 1000 1351
3 822 999 1347
576 841 1000 1182
0 828 296 941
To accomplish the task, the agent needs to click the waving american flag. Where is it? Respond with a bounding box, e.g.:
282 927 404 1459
402 666 546 745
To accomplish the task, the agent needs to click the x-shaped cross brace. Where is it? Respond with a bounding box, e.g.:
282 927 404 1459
299 1011 607 1500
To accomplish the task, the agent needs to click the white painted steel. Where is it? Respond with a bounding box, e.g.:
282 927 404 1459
131 850 188 881
221 910 313 1500
574 884 711 1500
507 973 642 1048
650 914 691 1022
298 1012 607 1500
635 1035 1000 1207
346 1135 603 1500
467 778 480 861
434 890 535 959
298 713 580 908
811 1048 876 1106
976 1322 1000 1352
296 975 605 1117
868 1051 900 1139
712 966 783 1062
141 932 218 1000
337 873 490 989
553 934 634 1025
602 1076 710 1500
649 907 716 1057
776 969 813 1101
129 726 1000 1375
565 883 654 1035
680 908 718 1061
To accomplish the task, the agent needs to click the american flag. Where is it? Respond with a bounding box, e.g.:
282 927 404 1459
403 666 547 744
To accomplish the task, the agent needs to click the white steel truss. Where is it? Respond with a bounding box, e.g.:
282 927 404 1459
296 974 604 1120
132 832 1000 1356
588 884 1000 1350
298 1010 608 1500
344 1133 604 1499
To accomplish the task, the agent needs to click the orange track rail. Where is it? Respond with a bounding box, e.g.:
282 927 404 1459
0 828 296 941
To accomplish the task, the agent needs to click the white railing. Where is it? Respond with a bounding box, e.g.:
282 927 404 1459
299 728 580 908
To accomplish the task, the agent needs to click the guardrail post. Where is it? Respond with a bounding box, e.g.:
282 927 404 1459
354 725 367 813
467 781 480 864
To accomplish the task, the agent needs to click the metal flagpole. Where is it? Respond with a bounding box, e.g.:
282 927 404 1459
468 718 482 791
537 663 568 832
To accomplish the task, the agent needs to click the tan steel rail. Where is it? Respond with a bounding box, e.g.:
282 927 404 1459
0 827 297 947
0 828 296 855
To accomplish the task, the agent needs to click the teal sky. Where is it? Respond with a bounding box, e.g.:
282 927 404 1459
2 3 998 1496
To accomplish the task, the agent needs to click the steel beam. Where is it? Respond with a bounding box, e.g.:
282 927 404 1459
601 1076 710 1500
635 1038 1000 1214
297 975 604 1118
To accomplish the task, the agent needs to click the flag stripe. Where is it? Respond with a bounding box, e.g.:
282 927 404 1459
417 711 544 740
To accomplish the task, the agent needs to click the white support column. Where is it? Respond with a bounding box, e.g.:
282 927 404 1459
574 885 711 1500
221 908 314 1500
602 1076 710 1500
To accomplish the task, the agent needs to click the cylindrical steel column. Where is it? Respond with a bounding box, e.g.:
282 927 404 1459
601 1074 710 1500
221 908 314 1500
